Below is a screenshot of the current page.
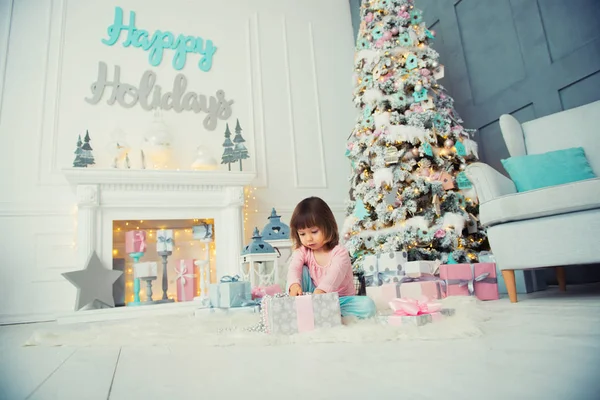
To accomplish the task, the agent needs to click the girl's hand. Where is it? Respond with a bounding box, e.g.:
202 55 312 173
314 289 326 295
289 283 303 296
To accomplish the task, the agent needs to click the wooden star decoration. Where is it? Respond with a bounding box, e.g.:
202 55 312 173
62 251 123 311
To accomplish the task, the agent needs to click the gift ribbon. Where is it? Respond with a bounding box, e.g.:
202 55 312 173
388 297 442 316
132 231 147 252
157 235 173 250
175 261 196 302
295 295 315 333
197 222 213 240
365 271 400 287
220 275 240 283
445 264 497 296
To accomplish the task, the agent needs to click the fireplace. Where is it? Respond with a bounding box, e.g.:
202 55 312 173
63 168 255 289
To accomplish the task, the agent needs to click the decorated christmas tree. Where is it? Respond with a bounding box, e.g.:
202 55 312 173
73 134 86 167
81 130 95 167
221 123 235 171
343 0 488 270
232 119 250 171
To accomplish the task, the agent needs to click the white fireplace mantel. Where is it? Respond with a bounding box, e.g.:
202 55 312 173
62 168 256 279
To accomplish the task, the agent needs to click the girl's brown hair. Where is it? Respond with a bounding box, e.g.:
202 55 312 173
290 197 339 250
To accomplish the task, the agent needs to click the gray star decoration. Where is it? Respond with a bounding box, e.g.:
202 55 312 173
62 251 123 311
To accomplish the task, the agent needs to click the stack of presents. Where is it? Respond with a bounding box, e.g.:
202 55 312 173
208 247 504 335
362 251 500 326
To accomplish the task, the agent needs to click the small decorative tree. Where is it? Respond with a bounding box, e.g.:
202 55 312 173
232 119 250 171
221 123 235 171
81 130 95 167
73 134 86 167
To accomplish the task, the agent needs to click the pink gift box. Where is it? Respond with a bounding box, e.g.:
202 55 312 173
125 230 147 253
366 283 401 311
399 280 445 300
175 260 197 302
440 263 499 301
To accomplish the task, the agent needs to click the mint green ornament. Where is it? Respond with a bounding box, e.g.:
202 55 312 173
456 171 473 189
354 199 369 220
421 142 433 156
455 141 467 157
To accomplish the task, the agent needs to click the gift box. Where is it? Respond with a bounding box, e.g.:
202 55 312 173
381 298 454 327
134 262 158 279
363 251 407 286
175 260 197 302
156 229 174 252
125 230 147 253
479 252 547 294
192 223 214 241
261 293 342 335
209 278 252 308
251 284 282 299
366 283 401 311
367 277 445 310
440 263 499 301
399 279 445 300
404 260 436 278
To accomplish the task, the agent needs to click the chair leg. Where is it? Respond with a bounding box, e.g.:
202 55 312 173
502 270 518 303
556 267 567 292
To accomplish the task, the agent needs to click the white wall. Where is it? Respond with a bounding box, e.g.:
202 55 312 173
0 0 355 322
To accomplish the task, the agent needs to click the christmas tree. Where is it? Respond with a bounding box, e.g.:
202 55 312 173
81 130 95 167
221 123 235 171
232 119 250 171
73 134 86 167
343 0 488 269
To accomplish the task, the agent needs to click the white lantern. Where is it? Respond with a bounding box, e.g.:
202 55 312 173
239 228 279 287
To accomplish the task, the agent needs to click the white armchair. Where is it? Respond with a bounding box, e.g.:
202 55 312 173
466 101 600 302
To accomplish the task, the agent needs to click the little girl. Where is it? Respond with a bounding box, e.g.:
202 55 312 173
287 197 376 319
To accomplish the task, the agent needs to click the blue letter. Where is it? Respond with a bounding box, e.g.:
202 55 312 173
196 39 217 72
102 7 137 47
172 35 195 70
148 31 174 67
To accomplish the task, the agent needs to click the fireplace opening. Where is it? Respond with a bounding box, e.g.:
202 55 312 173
111 218 216 307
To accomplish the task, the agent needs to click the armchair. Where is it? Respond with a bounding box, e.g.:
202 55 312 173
466 101 600 302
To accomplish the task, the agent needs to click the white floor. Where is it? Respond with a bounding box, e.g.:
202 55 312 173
1 285 600 400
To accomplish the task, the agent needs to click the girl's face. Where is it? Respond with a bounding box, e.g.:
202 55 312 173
297 226 327 252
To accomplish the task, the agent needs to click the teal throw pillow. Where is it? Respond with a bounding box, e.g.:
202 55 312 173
501 147 596 192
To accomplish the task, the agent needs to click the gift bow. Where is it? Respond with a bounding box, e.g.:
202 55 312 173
220 275 240 283
388 297 442 316
366 270 400 286
445 264 497 295
252 286 266 299
158 235 173 245
175 263 195 285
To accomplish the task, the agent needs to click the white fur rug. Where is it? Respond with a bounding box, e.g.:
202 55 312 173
23 297 487 347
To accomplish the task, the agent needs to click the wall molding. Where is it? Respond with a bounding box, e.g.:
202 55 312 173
0 0 14 120
247 13 268 188
0 202 74 217
36 0 68 186
308 22 328 189
281 16 300 188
